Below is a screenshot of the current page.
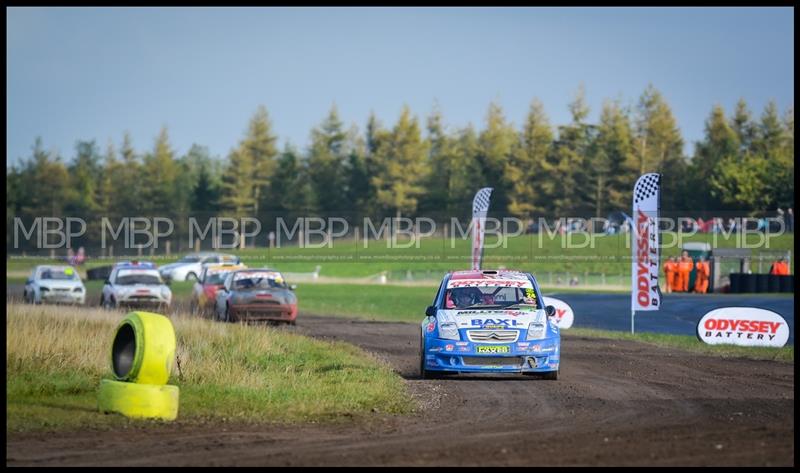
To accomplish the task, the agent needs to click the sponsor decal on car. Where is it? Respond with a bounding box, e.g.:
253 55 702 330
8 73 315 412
531 344 541 352
447 279 532 289
471 319 524 327
455 342 469 346
476 345 510 354
426 322 435 333
697 307 789 347
445 344 455 352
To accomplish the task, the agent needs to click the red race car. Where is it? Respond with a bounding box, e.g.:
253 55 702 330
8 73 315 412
189 263 247 317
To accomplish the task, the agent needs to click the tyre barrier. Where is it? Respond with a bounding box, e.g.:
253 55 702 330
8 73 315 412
98 379 179 421
727 273 794 293
779 275 794 293
111 311 176 385
99 311 179 421
755 274 769 293
768 274 782 293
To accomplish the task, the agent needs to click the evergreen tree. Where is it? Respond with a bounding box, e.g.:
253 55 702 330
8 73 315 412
96 140 120 217
142 127 179 215
307 105 349 215
114 132 144 217
590 100 636 217
548 87 595 216
192 162 222 215
420 104 455 218
504 99 553 217
242 106 279 215
264 144 310 219
477 102 516 215
220 148 256 215
65 140 102 217
633 84 686 210
691 105 739 210
448 125 484 219
730 98 757 156
371 106 430 218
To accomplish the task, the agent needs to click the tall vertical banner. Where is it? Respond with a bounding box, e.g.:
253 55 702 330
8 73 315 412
471 187 493 270
631 173 661 332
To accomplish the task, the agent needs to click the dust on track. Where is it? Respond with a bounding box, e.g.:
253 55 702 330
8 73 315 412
5 293 795 466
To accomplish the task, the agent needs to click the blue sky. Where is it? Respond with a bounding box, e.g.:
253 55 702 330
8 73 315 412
6 7 794 166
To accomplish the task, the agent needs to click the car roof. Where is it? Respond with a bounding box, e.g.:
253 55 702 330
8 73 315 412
114 261 158 270
448 269 530 280
36 264 73 271
230 267 278 273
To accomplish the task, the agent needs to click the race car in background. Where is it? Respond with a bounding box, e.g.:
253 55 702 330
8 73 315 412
158 252 241 282
214 268 298 325
24 265 86 305
101 261 172 310
189 262 248 316
420 269 560 380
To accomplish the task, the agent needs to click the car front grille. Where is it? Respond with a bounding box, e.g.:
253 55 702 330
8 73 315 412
462 356 524 367
467 330 519 343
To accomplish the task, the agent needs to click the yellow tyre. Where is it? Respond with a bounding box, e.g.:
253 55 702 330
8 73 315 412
111 311 176 385
97 379 180 421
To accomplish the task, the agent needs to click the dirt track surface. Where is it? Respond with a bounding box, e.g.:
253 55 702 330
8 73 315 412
6 314 795 466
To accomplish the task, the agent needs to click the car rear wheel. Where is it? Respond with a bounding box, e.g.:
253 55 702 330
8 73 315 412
186 272 198 282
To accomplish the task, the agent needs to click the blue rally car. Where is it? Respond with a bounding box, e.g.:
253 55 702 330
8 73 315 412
420 269 560 380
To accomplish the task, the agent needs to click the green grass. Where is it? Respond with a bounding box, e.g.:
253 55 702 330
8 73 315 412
296 284 437 322
6 303 413 433
7 232 793 279
567 327 794 363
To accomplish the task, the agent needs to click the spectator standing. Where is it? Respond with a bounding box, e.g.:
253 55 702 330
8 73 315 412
677 250 694 292
769 257 790 275
663 256 677 294
694 256 710 294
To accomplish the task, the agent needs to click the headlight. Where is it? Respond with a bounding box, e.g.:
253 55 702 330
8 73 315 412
40 287 50 292
161 286 171 299
438 321 460 340
526 322 546 340
73 287 84 293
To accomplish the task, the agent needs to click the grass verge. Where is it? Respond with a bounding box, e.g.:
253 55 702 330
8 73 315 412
6 303 413 433
567 327 794 363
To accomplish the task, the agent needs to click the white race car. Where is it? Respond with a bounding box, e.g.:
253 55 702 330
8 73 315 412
101 261 171 310
158 252 241 282
24 265 86 305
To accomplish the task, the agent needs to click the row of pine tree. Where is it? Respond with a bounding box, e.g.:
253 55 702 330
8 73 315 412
7 85 794 237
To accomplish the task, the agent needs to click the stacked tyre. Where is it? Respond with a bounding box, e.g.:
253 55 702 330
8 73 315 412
98 311 180 421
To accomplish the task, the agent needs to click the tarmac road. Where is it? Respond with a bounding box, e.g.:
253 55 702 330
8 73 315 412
551 292 795 344
6 312 794 466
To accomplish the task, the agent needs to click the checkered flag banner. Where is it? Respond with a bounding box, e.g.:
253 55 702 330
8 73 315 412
632 173 661 312
471 188 493 270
